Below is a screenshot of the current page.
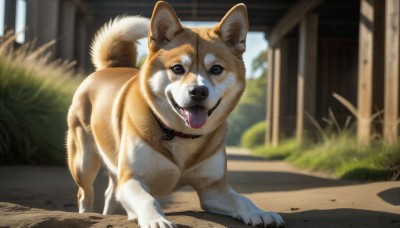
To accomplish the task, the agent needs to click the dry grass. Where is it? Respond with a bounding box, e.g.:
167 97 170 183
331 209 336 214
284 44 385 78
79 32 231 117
0 32 83 165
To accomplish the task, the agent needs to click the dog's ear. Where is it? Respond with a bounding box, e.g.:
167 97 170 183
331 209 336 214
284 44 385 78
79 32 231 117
149 1 183 51
214 4 249 56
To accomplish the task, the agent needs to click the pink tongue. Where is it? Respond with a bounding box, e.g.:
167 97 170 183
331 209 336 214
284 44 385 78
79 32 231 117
183 107 208 129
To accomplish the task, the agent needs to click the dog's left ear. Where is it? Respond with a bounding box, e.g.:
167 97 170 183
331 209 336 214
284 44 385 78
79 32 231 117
214 4 249 56
149 1 183 52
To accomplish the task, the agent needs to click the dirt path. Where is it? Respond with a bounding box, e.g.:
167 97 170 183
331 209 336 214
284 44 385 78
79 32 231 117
0 148 399 227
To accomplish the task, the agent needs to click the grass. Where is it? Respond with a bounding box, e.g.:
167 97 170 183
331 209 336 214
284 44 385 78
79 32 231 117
287 135 358 172
254 136 400 181
253 139 301 160
241 121 266 149
336 141 400 180
0 33 82 165
253 109 400 181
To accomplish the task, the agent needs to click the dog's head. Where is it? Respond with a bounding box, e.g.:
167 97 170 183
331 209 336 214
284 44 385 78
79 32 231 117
141 2 248 134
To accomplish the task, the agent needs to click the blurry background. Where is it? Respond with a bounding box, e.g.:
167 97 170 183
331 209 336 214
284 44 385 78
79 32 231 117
0 0 398 181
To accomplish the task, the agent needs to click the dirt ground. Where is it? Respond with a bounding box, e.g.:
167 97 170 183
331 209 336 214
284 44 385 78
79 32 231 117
0 148 399 228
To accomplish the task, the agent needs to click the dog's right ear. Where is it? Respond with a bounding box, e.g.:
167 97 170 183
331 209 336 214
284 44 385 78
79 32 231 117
149 1 183 52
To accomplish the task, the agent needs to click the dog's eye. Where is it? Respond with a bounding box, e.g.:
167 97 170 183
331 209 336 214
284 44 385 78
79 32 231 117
170 65 185 75
210 65 224 75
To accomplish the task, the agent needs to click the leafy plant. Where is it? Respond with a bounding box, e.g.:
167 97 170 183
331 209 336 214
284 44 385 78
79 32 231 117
241 121 266 149
0 32 81 165
226 50 268 146
253 139 301 160
253 104 399 181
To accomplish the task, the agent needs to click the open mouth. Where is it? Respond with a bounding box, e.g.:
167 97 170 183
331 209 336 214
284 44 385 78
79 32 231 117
169 95 222 129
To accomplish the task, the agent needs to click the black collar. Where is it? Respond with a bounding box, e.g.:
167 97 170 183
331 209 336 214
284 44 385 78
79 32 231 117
152 112 201 140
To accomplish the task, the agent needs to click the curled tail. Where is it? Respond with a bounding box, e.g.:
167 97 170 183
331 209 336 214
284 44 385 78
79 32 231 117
90 16 149 71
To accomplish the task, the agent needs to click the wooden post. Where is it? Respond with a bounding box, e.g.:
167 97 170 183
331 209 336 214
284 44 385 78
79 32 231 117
4 0 16 32
58 0 77 61
25 0 61 57
357 0 374 145
265 48 274 145
384 0 400 144
272 43 282 147
296 14 318 143
279 39 290 136
372 1 385 122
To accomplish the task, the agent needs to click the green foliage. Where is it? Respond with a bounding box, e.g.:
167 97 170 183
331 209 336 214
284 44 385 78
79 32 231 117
253 139 301 160
336 141 400 180
252 107 400 181
287 135 358 172
253 135 400 181
226 50 268 146
241 121 266 149
0 33 81 165
227 73 267 145
287 136 400 181
251 50 267 78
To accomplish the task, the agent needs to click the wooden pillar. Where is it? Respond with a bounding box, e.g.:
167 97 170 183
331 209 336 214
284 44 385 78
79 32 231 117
265 48 274 145
296 14 318 143
4 0 16 32
272 43 282 147
26 0 60 58
357 0 385 145
75 16 89 70
279 39 290 136
357 0 374 145
372 1 385 123
58 0 77 61
384 0 400 144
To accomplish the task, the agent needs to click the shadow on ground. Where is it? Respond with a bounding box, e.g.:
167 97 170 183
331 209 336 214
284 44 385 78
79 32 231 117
1 202 399 228
227 154 266 161
228 170 353 193
0 153 368 212
170 209 400 228
280 208 400 228
0 153 398 228
377 188 400 206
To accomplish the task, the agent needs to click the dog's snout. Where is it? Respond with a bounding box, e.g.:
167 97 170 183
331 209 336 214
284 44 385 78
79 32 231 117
189 86 209 101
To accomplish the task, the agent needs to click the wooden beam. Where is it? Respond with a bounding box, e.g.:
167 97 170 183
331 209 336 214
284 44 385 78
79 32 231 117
357 0 374 145
269 0 321 48
384 0 400 144
272 44 282 147
265 48 274 145
296 13 318 143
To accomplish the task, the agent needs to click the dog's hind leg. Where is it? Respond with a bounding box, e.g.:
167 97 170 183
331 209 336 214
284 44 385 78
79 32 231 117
103 172 118 215
67 126 101 213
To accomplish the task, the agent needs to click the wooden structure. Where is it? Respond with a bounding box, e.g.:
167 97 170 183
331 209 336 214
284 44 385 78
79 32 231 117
2 0 91 66
265 0 399 145
1 0 399 144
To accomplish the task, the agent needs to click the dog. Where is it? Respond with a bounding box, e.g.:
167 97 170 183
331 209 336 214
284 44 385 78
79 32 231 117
67 2 284 227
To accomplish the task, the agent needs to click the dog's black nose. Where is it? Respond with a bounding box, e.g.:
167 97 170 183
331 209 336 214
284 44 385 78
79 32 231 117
189 86 209 101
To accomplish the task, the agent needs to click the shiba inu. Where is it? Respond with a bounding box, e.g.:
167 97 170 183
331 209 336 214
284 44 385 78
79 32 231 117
67 1 284 227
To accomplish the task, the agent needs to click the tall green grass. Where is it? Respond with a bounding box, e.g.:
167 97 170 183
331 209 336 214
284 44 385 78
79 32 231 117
0 33 81 165
253 109 400 181
253 139 301 160
241 121 267 149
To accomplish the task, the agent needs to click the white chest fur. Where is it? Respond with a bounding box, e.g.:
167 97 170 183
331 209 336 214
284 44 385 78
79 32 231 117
125 137 225 195
161 137 204 170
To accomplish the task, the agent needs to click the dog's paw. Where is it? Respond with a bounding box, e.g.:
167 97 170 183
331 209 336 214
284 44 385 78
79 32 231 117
239 210 284 228
127 211 138 221
139 217 176 228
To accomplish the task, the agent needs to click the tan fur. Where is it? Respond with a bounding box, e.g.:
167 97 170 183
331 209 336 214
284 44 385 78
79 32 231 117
67 2 284 227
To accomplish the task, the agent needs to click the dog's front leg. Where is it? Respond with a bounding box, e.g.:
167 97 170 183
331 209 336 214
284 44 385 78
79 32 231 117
196 180 284 227
116 179 176 228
